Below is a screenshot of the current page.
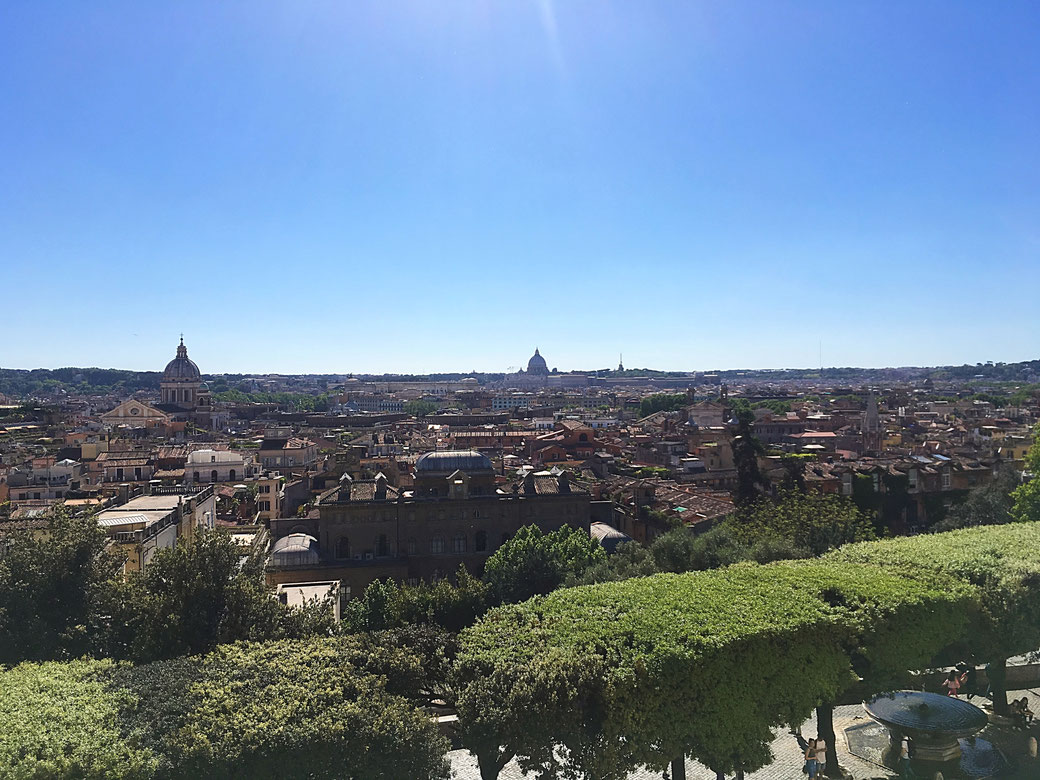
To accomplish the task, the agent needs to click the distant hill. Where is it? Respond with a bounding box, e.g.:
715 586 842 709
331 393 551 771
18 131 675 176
1 358 1036 400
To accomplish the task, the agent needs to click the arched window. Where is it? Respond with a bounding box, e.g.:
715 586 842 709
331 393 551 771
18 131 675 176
228 469 236 482
193 472 200 483
475 530 488 553
452 534 467 554
579 433 589 442
211 470 218 483
335 536 351 559
376 534 389 557
430 536 445 554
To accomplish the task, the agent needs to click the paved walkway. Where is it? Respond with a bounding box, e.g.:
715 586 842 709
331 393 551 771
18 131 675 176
449 702 895 780
449 690 1040 779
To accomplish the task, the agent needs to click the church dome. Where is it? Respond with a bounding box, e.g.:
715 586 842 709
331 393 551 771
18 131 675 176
163 338 201 381
415 450 494 474
527 348 548 375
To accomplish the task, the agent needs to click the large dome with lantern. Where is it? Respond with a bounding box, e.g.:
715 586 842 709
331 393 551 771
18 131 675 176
527 348 548 375
163 338 201 381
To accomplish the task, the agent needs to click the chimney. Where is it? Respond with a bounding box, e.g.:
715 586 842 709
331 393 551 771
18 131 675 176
557 471 570 494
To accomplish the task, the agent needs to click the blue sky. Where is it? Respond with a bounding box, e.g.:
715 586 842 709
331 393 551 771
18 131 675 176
1 1 1037 374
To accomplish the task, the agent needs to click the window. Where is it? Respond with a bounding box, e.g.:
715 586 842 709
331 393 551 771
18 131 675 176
475 530 487 553
407 537 417 555
942 470 952 489
211 470 219 483
259 501 270 512
430 536 445 554
452 534 467 554
229 469 236 481
193 472 200 482
335 536 351 559
376 534 389 557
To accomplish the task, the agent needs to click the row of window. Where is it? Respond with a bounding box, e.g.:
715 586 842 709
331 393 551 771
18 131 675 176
192 470 237 482
334 530 493 560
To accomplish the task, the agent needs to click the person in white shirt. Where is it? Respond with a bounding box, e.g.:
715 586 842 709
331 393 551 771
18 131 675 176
814 737 827 774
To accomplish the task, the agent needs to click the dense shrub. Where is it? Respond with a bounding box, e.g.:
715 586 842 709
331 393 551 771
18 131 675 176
0 637 450 780
0 659 157 779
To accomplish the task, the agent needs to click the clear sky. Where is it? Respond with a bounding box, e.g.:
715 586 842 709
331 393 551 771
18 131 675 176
2 1 1037 375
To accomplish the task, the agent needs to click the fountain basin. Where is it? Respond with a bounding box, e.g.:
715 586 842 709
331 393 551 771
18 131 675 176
864 690 989 763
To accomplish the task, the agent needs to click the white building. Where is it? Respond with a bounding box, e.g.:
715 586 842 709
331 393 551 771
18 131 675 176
186 449 255 484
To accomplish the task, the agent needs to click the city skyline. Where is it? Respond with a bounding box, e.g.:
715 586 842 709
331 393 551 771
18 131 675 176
1 334 1035 377
2 2 1038 373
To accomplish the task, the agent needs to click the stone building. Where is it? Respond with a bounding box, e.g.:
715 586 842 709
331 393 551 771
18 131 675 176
266 450 592 596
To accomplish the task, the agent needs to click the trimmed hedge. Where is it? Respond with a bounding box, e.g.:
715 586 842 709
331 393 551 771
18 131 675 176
0 659 157 779
826 522 1040 659
0 637 450 780
456 558 974 778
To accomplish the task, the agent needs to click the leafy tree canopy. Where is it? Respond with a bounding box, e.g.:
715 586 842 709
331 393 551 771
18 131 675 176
482 525 606 604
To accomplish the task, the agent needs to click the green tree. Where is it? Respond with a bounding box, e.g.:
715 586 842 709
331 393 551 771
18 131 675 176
935 464 1020 532
119 530 286 662
0 509 122 664
731 409 766 506
405 400 440 418
729 490 876 557
1011 425 1040 524
482 525 606 604
639 393 688 417
566 540 660 586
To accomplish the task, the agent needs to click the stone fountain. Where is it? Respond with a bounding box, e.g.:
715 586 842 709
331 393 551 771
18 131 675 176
864 690 989 763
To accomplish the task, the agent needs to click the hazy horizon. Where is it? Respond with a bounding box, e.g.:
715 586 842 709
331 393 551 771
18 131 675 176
2 345 1036 378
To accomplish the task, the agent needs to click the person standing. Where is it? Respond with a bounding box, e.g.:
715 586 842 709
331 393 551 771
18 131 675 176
804 738 819 779
943 670 963 696
814 736 827 776
956 660 978 700
899 736 917 779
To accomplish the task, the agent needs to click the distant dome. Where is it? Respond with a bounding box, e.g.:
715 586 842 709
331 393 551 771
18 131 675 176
163 338 201 381
527 348 548 375
415 450 494 474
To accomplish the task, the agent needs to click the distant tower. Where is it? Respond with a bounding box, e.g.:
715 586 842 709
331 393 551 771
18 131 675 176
863 392 882 454
617 353 624 372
